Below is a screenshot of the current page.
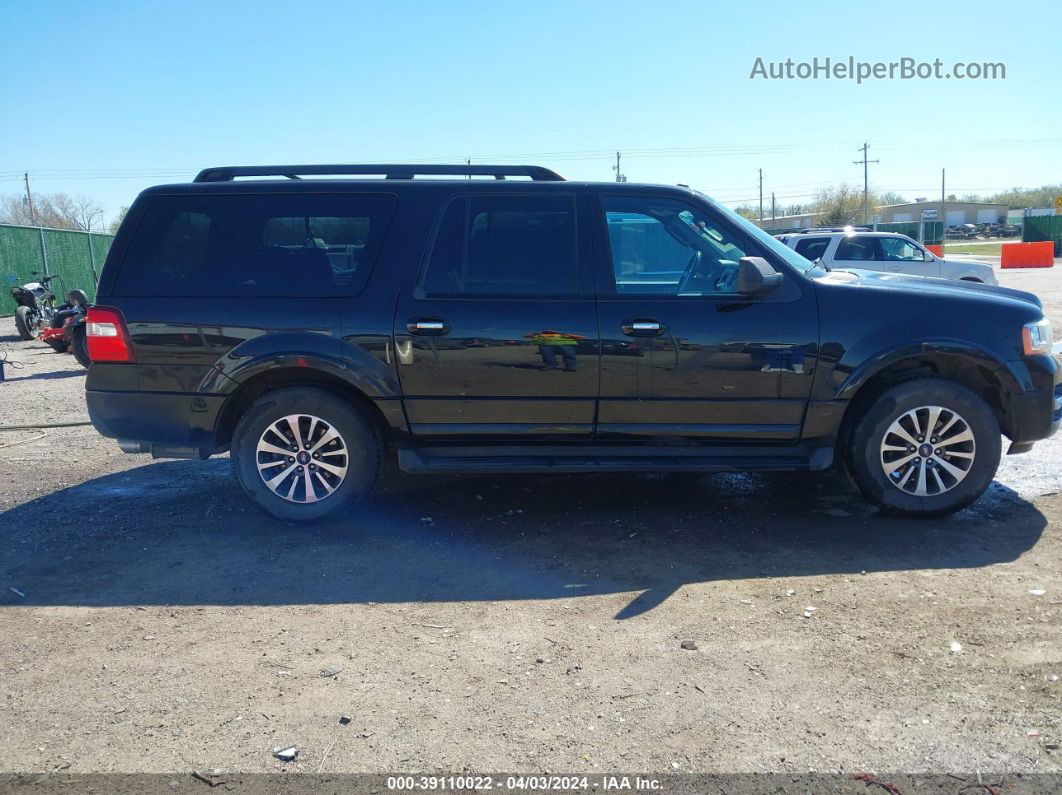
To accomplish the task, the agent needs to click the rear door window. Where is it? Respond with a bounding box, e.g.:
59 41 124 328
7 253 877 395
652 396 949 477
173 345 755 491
420 195 578 297
113 193 396 296
834 235 881 262
793 236 830 261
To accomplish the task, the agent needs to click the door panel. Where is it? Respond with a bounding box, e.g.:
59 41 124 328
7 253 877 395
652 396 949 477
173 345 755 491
394 192 598 440
593 192 817 443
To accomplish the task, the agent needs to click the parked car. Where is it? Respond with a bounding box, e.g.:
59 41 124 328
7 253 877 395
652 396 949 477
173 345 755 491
988 224 1019 238
85 164 1060 521
946 224 979 240
775 230 997 284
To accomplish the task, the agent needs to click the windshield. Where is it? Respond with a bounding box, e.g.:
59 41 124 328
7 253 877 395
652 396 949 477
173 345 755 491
694 190 825 276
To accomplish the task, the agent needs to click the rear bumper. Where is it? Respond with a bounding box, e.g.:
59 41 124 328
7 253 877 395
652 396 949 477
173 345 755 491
86 389 225 456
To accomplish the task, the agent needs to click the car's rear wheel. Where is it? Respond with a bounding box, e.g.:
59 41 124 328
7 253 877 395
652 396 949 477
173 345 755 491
848 378 1000 516
231 386 380 522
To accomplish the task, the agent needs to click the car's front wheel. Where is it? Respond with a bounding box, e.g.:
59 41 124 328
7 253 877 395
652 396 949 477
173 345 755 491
231 386 380 521
848 378 1001 516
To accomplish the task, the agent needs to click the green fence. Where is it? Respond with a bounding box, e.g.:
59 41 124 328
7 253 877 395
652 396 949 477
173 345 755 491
874 221 943 246
1 223 113 315
1023 215 1062 256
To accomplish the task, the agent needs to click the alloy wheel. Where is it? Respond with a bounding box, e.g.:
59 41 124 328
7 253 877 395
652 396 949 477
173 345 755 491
879 405 976 497
255 414 348 503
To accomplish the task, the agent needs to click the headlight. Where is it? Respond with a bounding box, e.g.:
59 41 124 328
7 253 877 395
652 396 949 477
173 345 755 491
1022 318 1053 356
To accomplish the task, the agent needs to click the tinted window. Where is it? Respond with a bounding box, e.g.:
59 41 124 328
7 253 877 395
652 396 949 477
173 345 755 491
422 195 577 297
115 194 396 296
834 236 879 261
879 237 926 261
793 236 830 261
602 196 756 296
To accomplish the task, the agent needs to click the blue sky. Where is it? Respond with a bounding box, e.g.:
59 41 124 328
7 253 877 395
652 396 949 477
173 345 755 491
1 0 1058 223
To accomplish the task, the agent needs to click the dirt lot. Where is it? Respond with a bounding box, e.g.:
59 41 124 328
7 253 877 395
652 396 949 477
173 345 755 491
1 267 1061 778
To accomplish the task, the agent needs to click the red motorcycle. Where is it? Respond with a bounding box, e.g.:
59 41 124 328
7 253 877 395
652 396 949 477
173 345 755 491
39 289 91 368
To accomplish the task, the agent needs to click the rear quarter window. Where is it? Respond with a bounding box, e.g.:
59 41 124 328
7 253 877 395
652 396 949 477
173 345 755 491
112 193 397 297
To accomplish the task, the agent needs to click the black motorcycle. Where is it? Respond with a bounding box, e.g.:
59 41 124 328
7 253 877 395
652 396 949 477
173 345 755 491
9 272 63 340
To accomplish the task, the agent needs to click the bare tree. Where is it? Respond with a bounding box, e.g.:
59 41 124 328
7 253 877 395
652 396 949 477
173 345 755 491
811 184 874 226
0 191 105 230
0 195 36 226
109 206 129 234
878 191 906 206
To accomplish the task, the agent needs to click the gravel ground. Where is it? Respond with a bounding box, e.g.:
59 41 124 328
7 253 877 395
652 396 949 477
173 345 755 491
1 266 1060 777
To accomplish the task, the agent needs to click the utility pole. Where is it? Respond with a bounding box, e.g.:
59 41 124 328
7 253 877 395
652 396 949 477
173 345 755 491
466 157 471 180
23 172 36 226
612 152 626 183
771 192 776 227
758 169 764 226
941 168 946 250
852 143 879 224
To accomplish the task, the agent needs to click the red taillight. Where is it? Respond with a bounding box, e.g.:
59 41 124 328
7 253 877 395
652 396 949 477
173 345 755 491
86 306 135 363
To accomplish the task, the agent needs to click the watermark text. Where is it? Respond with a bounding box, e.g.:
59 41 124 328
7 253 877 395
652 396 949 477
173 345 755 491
750 56 1006 83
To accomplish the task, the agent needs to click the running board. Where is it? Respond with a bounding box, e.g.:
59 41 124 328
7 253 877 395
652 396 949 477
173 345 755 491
398 445 833 474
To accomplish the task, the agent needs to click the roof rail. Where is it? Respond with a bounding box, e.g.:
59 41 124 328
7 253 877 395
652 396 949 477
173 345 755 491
192 164 566 183
797 226 872 233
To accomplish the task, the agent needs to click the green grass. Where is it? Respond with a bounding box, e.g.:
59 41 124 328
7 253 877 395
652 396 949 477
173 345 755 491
940 241 1008 256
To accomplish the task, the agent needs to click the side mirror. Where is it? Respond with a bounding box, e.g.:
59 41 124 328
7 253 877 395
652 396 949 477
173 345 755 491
737 257 782 296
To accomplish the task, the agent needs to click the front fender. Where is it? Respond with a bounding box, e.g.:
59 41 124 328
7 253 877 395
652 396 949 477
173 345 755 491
832 337 1023 401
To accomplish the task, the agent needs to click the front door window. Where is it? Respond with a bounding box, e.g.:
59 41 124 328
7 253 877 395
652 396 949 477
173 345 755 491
602 197 753 296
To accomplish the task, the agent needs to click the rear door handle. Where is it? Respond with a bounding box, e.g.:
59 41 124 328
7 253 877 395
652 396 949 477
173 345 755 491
621 319 663 337
407 318 450 336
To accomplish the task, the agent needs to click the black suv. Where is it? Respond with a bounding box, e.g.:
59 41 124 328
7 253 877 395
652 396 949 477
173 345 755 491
85 164 1061 521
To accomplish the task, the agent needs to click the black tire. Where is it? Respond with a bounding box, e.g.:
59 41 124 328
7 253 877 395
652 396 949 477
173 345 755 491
848 377 1001 517
230 386 380 522
14 306 38 340
71 324 91 368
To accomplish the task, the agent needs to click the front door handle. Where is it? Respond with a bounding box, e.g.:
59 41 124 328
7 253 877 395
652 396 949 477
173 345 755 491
407 318 450 335
621 319 663 337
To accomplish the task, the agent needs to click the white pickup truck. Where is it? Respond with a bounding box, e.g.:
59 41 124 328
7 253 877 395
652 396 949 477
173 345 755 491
774 229 997 284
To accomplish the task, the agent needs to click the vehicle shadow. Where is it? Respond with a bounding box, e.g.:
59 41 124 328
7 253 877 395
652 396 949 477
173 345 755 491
0 459 1047 618
7 369 84 382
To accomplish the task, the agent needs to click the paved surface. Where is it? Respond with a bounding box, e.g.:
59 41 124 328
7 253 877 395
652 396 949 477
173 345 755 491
0 266 1060 775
